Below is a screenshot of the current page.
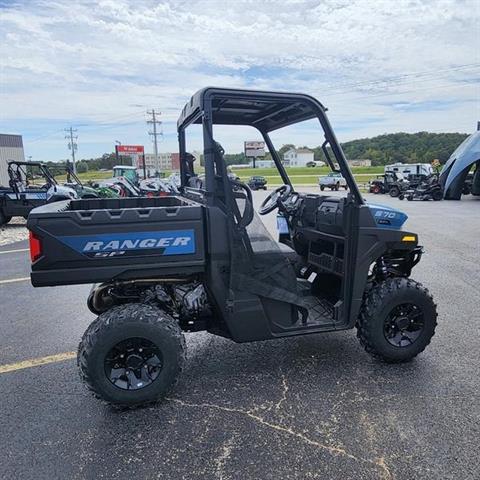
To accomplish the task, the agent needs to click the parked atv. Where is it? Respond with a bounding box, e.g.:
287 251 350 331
28 88 438 407
59 165 115 199
0 161 77 225
399 175 443 201
247 175 268 190
369 171 408 197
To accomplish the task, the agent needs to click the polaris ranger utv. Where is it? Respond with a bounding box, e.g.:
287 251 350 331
27 88 437 407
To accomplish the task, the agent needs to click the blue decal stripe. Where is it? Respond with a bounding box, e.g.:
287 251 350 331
57 229 196 256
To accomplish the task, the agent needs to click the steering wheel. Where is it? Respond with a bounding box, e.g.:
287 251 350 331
258 184 292 215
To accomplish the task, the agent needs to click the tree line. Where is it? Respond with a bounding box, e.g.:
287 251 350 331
225 132 468 166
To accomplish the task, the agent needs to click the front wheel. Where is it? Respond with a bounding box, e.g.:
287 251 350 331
356 278 437 363
432 189 443 201
77 303 186 407
320 185 325 191
0 210 11 226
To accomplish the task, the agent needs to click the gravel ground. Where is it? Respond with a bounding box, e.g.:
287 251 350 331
0 217 28 246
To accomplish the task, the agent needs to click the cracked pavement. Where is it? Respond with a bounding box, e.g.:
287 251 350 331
0 191 479 479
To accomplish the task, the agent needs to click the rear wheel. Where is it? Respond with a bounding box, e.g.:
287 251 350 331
356 278 437 363
389 186 400 198
78 303 185 407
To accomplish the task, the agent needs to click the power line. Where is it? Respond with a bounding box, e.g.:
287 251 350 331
341 78 479 102
321 63 480 97
64 127 78 174
147 109 162 164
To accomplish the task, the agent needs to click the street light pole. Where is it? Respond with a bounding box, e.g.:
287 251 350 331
115 140 121 166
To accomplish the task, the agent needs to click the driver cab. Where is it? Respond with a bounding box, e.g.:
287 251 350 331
177 88 369 342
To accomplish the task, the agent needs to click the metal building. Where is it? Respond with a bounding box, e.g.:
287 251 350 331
0 134 25 186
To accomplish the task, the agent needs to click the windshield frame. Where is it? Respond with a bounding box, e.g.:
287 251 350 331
178 88 364 205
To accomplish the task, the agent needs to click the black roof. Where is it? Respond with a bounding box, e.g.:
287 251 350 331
177 87 326 132
0 134 23 148
8 160 44 167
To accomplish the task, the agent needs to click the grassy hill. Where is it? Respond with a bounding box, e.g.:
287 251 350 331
339 132 468 165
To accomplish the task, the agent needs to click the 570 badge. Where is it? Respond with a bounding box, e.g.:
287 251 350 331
58 230 195 258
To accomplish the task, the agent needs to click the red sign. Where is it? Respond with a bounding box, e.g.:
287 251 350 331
117 145 144 153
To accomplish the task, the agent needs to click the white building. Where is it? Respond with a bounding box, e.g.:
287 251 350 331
0 134 25 186
143 152 181 176
283 148 314 167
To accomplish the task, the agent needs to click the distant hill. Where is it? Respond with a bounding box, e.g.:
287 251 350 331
338 132 468 166
227 132 469 167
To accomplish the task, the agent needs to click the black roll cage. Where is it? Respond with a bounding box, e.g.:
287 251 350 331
7 161 58 195
177 87 364 205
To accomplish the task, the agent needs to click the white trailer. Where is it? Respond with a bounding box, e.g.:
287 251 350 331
385 163 433 177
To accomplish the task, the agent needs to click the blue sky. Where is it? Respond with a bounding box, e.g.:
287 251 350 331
0 0 479 161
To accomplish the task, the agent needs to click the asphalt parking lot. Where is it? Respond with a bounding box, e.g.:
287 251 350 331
0 189 479 480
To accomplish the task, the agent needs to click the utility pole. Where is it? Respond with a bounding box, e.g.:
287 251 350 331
147 109 162 170
65 127 78 174
115 140 121 166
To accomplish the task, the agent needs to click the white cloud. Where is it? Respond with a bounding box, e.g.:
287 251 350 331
0 0 479 160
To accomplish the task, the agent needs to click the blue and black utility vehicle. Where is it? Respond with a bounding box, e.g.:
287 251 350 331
0 161 77 226
27 88 437 407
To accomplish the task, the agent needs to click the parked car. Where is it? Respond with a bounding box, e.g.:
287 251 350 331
306 161 326 167
318 172 347 191
247 176 267 190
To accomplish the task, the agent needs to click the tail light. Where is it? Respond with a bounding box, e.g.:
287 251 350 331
29 231 42 262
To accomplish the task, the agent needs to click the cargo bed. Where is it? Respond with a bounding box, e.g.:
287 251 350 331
27 196 206 287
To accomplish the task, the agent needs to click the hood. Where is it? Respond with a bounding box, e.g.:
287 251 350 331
368 203 408 229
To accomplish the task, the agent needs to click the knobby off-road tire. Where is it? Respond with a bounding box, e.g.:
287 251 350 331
432 189 443 201
356 278 437 363
389 186 400 198
78 303 186 407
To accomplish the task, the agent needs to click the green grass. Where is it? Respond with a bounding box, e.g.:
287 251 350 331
54 166 382 187
231 166 383 177
54 170 114 182
232 166 383 186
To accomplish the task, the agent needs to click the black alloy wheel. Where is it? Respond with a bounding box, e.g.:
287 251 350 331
104 337 163 391
383 303 425 347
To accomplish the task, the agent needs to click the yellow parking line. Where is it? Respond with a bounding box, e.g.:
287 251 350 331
0 248 29 255
0 277 30 285
0 351 76 374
